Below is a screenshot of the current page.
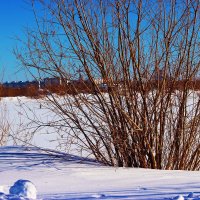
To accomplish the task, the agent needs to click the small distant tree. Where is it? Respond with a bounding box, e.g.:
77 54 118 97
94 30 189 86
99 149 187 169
0 102 10 146
0 84 3 98
0 72 9 145
15 0 200 170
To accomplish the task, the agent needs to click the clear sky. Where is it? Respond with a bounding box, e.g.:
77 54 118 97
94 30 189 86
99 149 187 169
0 0 35 82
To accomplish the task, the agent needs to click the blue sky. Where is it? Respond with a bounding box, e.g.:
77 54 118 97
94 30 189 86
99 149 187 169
0 0 34 82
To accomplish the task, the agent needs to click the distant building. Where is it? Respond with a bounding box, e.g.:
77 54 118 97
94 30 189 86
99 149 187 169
2 80 39 89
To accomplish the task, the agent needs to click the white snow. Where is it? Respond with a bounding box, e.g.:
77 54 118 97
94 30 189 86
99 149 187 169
0 146 199 200
0 96 200 199
9 180 37 199
173 195 185 200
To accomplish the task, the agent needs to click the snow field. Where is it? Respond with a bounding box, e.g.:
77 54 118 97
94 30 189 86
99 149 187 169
0 96 200 199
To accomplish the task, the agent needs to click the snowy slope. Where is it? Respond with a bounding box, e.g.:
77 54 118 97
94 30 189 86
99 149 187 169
0 146 200 200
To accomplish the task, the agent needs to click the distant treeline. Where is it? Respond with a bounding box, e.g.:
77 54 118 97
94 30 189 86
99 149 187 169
0 77 105 97
1 78 200 98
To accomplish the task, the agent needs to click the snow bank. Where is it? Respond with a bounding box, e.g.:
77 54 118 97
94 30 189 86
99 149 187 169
9 180 37 199
0 147 200 200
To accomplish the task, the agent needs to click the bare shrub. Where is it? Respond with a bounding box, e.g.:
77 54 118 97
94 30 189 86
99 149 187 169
15 0 200 170
0 102 10 146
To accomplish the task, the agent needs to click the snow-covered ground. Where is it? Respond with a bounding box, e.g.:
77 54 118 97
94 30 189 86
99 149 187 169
0 97 62 150
0 146 200 200
0 97 200 199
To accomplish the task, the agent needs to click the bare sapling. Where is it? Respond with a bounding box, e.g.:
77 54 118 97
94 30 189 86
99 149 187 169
0 102 10 146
